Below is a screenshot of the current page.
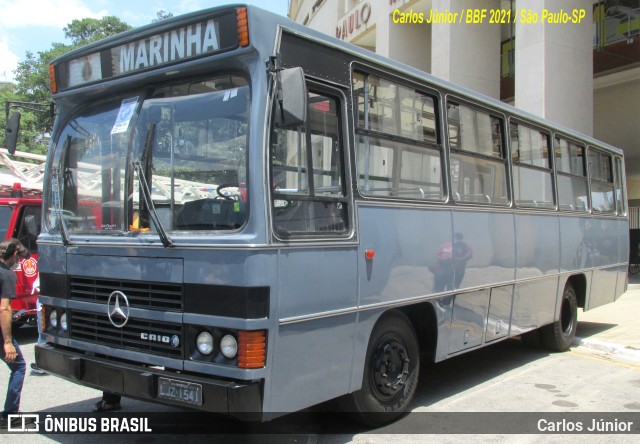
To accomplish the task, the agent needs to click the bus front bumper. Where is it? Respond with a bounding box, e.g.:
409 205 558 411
35 344 263 418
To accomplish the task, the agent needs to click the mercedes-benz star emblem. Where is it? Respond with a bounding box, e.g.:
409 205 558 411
107 291 130 328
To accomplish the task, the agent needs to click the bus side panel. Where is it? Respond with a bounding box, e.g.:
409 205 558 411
267 248 358 413
515 214 560 280
268 315 358 413
510 277 559 336
451 211 515 289
559 215 587 272
276 248 358 319
585 217 620 310
357 205 452 306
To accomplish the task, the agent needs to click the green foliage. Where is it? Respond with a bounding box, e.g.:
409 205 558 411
63 16 133 46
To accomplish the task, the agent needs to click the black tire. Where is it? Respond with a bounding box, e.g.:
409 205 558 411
339 311 420 427
629 263 640 275
540 283 578 352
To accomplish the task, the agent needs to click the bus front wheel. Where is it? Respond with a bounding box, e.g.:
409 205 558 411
541 283 578 352
341 311 419 426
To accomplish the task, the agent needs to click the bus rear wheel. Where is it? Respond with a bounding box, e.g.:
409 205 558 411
341 311 419 427
541 283 578 352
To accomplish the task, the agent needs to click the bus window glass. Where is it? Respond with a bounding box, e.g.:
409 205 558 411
134 76 250 232
46 75 250 234
271 90 348 236
356 137 442 199
46 103 128 232
555 138 585 176
449 154 508 204
398 85 438 143
510 122 553 208
615 157 626 216
354 71 443 201
448 102 502 158
554 136 588 212
447 101 507 205
589 148 615 214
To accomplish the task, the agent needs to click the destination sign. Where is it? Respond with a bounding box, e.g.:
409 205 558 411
58 11 240 91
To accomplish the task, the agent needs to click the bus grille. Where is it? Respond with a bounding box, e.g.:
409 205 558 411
69 277 183 311
69 310 183 358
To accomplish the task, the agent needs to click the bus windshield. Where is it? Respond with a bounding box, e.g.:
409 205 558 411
45 75 250 236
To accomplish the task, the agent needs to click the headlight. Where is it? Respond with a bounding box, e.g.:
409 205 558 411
220 334 238 359
49 310 58 329
60 312 68 331
196 331 214 355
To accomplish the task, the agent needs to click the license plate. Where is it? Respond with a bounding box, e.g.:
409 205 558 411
158 377 203 406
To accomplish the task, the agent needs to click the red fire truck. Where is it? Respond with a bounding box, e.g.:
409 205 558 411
0 149 43 326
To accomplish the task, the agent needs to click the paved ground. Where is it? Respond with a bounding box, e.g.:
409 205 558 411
574 274 640 362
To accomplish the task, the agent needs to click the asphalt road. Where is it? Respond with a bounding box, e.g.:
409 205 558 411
2 323 639 443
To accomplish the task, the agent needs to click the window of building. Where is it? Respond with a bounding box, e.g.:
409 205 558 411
353 71 443 200
554 136 588 212
447 101 508 205
510 122 553 208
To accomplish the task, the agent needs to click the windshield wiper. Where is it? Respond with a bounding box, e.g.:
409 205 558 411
134 159 174 248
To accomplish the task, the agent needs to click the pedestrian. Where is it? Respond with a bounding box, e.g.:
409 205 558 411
94 392 122 412
0 239 31 428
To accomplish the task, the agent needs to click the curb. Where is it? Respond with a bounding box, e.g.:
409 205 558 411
573 336 640 362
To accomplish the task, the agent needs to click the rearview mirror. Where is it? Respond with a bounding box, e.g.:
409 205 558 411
5 111 21 155
277 67 307 128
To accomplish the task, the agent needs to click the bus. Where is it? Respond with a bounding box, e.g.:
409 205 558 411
11 4 627 426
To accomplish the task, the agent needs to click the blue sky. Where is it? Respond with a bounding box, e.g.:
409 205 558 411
0 0 289 82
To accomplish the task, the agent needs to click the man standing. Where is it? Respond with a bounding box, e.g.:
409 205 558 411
0 239 30 428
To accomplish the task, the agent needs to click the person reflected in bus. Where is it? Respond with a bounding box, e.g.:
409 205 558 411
431 240 454 292
452 233 473 289
430 233 473 292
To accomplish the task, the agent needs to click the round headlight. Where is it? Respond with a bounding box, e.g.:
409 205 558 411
60 312 68 331
49 310 58 329
196 331 214 355
220 334 238 359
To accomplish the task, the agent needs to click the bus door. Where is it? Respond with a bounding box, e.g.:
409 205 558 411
268 82 358 413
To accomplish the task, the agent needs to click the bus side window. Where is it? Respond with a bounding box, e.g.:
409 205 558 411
447 101 508 205
555 136 588 212
589 148 615 214
353 71 443 201
271 90 348 237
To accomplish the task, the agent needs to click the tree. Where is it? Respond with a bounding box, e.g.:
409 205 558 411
63 16 132 46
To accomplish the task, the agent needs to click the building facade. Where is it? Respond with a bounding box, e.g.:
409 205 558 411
289 0 640 205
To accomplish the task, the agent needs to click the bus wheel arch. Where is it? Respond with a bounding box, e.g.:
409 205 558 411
340 309 420 426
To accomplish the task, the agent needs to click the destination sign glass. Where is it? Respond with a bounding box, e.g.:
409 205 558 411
58 11 239 91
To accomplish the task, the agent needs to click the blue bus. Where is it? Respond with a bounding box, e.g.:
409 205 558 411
14 4 627 426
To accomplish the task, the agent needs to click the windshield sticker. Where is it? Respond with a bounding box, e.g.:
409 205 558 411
223 88 238 101
111 97 139 134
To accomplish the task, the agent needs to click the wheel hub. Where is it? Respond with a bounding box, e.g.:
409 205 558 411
372 339 410 398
